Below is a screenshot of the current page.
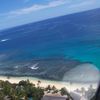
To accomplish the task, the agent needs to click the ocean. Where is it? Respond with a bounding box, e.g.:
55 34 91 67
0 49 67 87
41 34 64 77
0 8 100 81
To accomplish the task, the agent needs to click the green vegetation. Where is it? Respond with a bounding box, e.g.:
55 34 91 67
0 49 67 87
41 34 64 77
60 87 73 100
0 80 44 100
0 80 75 100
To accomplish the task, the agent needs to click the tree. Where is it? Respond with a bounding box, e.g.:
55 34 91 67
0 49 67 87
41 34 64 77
60 87 73 100
37 80 41 87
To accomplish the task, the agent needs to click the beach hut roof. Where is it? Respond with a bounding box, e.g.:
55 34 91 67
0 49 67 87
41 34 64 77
42 95 67 100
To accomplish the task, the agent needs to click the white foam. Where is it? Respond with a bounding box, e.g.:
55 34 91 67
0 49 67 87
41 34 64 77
14 66 19 69
0 39 9 42
30 63 39 70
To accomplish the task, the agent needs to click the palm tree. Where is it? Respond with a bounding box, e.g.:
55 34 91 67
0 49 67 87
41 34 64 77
37 80 41 87
60 87 73 100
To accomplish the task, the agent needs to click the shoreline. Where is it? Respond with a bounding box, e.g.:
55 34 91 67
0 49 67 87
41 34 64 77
0 75 98 91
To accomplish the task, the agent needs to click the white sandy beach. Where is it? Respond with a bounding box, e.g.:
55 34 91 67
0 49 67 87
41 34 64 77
0 76 98 92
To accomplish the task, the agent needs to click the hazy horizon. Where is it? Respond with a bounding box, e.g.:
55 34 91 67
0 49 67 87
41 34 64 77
0 8 99 31
0 0 100 30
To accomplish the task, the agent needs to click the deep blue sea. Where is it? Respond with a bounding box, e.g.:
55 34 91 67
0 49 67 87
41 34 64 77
0 8 100 70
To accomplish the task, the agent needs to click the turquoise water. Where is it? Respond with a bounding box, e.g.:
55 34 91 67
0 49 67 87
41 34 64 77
18 39 100 69
0 36 100 69
0 8 100 70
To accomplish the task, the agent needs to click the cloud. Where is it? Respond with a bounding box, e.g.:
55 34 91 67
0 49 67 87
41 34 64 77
0 0 99 18
8 0 67 16
68 0 95 9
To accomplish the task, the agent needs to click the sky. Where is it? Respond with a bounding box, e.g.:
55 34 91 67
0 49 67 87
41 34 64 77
0 0 100 30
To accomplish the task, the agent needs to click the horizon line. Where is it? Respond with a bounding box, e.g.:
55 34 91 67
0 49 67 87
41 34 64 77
0 7 99 32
